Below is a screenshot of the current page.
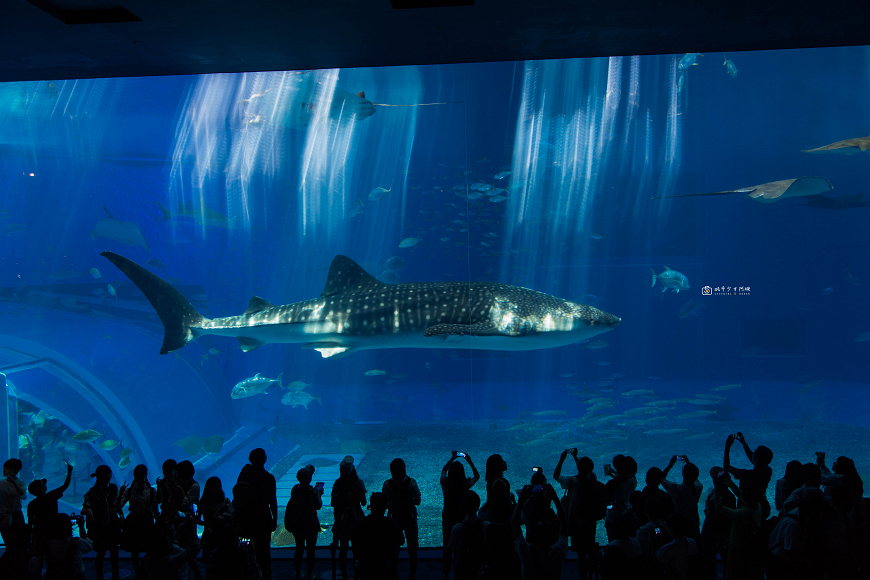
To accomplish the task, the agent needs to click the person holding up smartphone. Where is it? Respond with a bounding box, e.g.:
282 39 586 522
286 464 323 580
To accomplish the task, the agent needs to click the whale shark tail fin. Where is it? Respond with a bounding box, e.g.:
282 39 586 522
101 251 205 354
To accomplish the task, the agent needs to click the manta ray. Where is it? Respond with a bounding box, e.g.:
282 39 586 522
91 207 149 251
803 135 870 154
101 252 620 358
652 177 833 204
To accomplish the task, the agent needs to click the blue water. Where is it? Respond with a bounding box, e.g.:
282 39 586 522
2 46 870 547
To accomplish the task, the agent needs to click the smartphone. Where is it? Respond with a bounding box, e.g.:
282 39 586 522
654 527 661 535
606 504 614 510
532 466 542 473
456 452 467 458
240 538 250 546
716 470 726 479
315 481 325 492
190 504 197 516
532 485 544 493
678 455 686 461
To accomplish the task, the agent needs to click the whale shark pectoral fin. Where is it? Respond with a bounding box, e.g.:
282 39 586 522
424 321 499 338
237 337 265 352
301 341 355 359
244 296 276 315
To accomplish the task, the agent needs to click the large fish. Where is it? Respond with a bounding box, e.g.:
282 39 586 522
101 252 621 358
92 207 149 251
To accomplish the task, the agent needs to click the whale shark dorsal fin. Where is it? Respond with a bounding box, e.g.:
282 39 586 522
244 296 276 316
321 255 383 297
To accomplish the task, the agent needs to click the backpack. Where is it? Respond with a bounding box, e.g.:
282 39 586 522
454 519 487 580
284 495 300 534
574 478 607 522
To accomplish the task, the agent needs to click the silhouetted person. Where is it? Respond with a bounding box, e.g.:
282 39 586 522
478 522 521 580
604 455 638 541
700 466 735 580
176 460 200 511
235 448 277 580
817 453 864 502
287 464 322 580
82 464 121 580
724 432 773 519
44 512 90 580
27 458 73 567
117 464 157 573
479 455 514 532
636 497 671 576
352 492 404 580
448 490 487 580
714 472 763 580
383 457 421 580
661 455 703 538
768 487 826 580
331 455 366 580
512 483 569 580
554 451 606 580
198 476 233 563
655 513 698 580
204 514 258 580
0 458 28 557
601 513 644 578
775 460 803 515
520 471 558 545
155 459 178 511
783 463 822 514
139 519 191 580
440 451 479 579
639 466 675 526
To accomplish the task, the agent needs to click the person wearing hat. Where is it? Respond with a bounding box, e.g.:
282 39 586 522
82 464 123 580
286 463 323 580
331 455 367 580
27 459 73 568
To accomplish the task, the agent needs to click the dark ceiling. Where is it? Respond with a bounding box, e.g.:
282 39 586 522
1 0 866 83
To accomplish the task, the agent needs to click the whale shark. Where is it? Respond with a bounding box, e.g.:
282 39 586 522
101 252 621 358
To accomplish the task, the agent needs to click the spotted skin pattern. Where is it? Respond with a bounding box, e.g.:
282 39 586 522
102 253 621 358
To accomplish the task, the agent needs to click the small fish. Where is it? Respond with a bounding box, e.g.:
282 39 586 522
533 410 567 417
118 456 132 469
651 267 690 293
120 447 134 459
585 340 609 350
855 332 870 342
72 429 102 443
209 348 218 355
399 237 421 248
590 233 604 240
643 428 688 435
146 259 167 270
284 380 312 390
99 439 121 451
723 57 738 78
559 373 575 378
368 187 392 201
597 361 613 366
494 171 511 180
678 53 703 69
677 410 717 419
679 298 704 318
685 432 715 440
365 370 387 376
821 286 835 296
440 237 450 242
621 389 655 398
280 390 322 409
89 268 102 279
488 195 507 203
231 373 283 399
711 383 741 391
348 201 365 218
107 284 116 297
677 73 686 93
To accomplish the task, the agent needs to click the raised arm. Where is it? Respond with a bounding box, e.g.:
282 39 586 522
441 451 457 479
662 455 678 479
724 435 735 475
466 455 481 487
736 432 753 462
554 450 568 480
511 485 532 538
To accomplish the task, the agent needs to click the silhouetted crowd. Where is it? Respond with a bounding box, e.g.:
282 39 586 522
1 432 868 580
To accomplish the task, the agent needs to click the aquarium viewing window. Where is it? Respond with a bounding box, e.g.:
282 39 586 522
2 46 869 548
